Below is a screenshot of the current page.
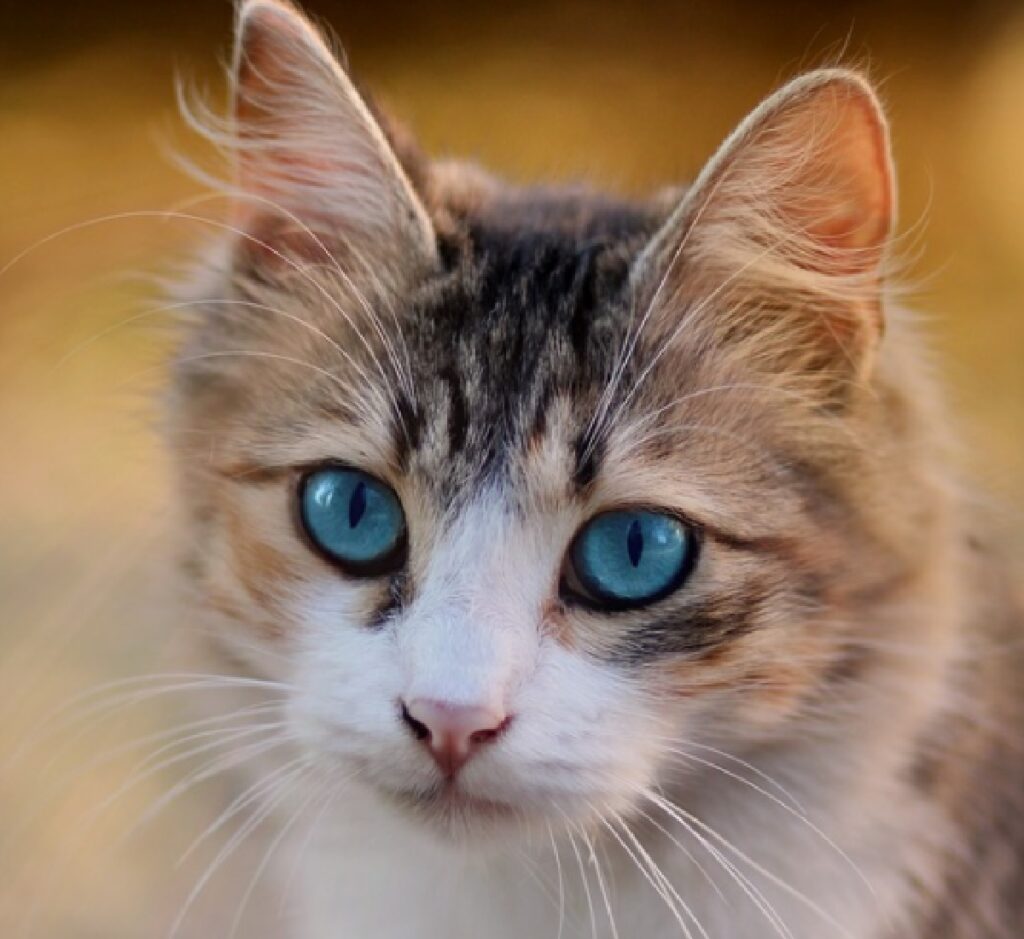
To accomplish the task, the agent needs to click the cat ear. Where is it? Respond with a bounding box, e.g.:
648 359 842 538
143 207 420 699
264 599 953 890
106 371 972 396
229 0 436 278
632 69 895 385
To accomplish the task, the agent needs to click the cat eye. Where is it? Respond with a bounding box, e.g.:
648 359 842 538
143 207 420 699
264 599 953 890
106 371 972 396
298 467 406 575
564 510 696 610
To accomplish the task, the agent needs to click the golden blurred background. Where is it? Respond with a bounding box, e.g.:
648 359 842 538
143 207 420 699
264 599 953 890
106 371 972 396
1 1 1023 935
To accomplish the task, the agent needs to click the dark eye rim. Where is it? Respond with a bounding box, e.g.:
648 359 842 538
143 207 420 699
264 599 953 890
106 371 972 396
560 507 701 613
294 463 408 578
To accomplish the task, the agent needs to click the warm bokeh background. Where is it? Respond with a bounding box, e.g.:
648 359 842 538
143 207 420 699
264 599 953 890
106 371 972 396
2 1 1023 935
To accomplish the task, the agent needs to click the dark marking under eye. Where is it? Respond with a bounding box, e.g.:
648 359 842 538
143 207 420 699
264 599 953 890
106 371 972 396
367 571 411 629
605 582 767 665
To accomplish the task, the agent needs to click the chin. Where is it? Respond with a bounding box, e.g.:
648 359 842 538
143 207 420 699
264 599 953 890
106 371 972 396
377 776 633 847
381 784 525 841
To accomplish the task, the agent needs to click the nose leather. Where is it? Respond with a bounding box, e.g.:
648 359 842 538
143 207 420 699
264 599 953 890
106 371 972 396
403 698 508 776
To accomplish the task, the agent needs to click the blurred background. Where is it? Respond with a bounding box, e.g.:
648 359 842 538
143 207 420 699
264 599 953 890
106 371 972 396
1 0 1023 935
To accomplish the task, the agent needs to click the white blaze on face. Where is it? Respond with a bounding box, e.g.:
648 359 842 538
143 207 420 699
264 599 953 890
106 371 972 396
285 486 666 825
397 492 542 715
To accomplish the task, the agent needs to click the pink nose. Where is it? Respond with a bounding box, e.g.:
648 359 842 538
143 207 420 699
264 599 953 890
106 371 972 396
401 698 509 777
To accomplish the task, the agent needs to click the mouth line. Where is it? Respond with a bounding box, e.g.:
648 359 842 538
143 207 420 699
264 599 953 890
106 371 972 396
387 782 520 822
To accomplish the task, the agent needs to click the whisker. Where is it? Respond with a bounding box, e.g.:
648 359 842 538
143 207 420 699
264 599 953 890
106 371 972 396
51 296 381 413
0 702 284 872
659 746 876 900
619 810 712 939
99 724 290 839
592 220 856 459
13 730 294 939
599 812 699 939
645 788 795 939
546 822 567 939
0 520 166 741
1 208 407 417
647 734 806 813
648 788 858 939
5 673 289 775
277 766 359 916
176 742 307 868
226 764 327 939
168 754 311 938
118 348 376 404
630 804 726 903
118 732 298 851
613 379 868 455
565 824 599 939
578 824 620 939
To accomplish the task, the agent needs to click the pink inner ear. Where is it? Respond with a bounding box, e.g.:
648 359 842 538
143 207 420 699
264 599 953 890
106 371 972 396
780 87 894 274
233 11 334 192
226 1 435 272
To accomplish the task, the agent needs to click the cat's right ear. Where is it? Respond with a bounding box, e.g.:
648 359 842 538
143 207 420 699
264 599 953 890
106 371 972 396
631 70 895 388
227 0 436 281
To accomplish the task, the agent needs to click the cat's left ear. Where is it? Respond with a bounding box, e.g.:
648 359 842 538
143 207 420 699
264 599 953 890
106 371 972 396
228 0 436 280
632 69 895 384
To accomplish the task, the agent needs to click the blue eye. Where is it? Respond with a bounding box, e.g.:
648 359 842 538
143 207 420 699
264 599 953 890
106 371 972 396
568 510 694 609
299 467 406 574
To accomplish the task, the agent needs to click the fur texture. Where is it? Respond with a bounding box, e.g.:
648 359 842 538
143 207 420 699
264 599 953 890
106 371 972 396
168 2 1024 936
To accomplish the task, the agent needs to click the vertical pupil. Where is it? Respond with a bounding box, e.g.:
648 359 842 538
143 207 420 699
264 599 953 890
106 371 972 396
626 518 644 567
348 480 367 528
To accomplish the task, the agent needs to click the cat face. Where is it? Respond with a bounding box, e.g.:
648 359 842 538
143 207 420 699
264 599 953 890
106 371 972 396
171 0 924 840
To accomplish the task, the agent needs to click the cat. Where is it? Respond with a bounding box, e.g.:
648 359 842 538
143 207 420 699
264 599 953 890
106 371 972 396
167 1 1024 936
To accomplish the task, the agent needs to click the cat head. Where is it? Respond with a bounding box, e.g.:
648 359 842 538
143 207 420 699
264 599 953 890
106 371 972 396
170 0 947 840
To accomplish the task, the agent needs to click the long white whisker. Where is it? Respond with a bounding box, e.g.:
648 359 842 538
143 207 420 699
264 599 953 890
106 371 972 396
619 810 713 939
167 755 309 938
52 297 380 413
227 764 326 939
116 731 296 851
547 822 567 939
104 723 288 833
578 825 620 939
646 789 795 939
176 744 306 867
566 825 598 939
630 804 726 903
278 767 358 916
600 813 699 939
648 789 858 939
649 736 806 813
7 672 289 770
117 348 371 402
0 523 165 737
660 745 875 899
0 702 284 870
1 209 406 414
